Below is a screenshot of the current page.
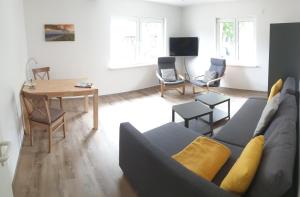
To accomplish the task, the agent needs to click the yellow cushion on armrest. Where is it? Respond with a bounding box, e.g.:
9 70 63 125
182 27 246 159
220 135 264 195
172 136 231 181
268 79 283 100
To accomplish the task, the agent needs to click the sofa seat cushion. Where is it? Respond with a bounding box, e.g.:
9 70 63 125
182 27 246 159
214 98 267 147
144 122 200 156
172 137 231 181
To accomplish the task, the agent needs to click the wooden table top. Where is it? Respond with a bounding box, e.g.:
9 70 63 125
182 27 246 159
22 79 98 97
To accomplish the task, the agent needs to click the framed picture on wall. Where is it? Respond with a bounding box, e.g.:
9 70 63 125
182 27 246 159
44 24 75 41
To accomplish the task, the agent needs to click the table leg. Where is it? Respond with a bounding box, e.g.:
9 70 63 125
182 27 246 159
20 95 30 135
209 112 213 136
228 99 231 119
93 90 99 130
184 119 189 128
84 95 89 113
172 109 175 122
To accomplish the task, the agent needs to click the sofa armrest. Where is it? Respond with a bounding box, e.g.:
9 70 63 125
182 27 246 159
119 122 238 197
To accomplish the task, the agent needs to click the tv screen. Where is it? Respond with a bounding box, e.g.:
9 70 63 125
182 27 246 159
169 37 199 56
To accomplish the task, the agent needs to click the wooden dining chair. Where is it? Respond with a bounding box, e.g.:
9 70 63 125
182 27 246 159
32 67 50 80
32 66 63 108
22 92 67 153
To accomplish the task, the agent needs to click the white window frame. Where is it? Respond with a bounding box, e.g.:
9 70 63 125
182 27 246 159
216 17 257 67
109 16 166 69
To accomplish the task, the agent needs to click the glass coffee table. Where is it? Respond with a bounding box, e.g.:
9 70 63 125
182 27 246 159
172 101 213 135
195 92 230 123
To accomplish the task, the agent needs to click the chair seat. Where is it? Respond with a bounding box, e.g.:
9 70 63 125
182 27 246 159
190 79 207 87
191 79 218 87
164 79 184 85
30 108 65 124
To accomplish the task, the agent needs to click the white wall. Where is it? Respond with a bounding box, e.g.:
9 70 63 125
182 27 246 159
24 0 182 95
182 0 300 91
0 0 28 193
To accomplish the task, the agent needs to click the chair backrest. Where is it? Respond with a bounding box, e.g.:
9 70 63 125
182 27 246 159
22 92 51 123
209 58 226 86
157 57 178 78
32 67 50 80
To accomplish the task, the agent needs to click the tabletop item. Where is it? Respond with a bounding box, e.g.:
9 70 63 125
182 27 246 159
75 82 93 88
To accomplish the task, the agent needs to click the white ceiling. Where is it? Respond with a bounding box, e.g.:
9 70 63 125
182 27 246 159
146 0 238 6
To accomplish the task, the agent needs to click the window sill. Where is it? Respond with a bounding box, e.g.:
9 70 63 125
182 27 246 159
108 63 156 70
227 64 260 68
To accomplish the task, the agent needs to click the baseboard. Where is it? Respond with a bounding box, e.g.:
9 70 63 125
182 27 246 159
11 135 25 195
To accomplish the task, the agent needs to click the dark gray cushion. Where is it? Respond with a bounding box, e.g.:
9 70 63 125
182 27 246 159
209 58 226 78
264 94 297 140
144 122 200 156
158 57 178 79
209 58 226 86
253 93 280 137
246 119 296 197
214 98 267 147
280 77 296 97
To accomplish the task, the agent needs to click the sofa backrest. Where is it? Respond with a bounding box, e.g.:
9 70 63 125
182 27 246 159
246 77 297 197
280 77 296 96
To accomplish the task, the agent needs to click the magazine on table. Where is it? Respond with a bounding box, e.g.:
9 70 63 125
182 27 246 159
75 82 93 88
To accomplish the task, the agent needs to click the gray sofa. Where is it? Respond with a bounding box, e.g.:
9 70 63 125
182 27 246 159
119 77 297 197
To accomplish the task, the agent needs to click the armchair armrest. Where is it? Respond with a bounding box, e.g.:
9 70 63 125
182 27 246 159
206 76 223 87
156 71 164 82
178 74 185 81
193 75 204 80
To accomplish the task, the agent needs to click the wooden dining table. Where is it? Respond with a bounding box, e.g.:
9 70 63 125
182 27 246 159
21 79 99 134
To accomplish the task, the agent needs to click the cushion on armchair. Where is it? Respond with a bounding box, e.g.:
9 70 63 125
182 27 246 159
161 68 177 82
203 70 218 83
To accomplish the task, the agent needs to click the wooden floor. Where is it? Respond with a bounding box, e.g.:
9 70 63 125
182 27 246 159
13 85 266 197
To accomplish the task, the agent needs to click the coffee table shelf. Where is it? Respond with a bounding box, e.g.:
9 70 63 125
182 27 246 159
195 92 230 123
201 108 228 123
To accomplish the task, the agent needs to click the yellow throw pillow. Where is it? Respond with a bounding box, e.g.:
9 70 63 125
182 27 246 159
220 135 264 195
268 79 283 100
172 137 231 181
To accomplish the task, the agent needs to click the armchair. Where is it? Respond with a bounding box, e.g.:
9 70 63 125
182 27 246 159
156 57 185 97
190 58 226 94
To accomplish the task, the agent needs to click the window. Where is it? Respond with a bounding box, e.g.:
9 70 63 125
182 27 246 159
110 16 165 68
216 18 256 66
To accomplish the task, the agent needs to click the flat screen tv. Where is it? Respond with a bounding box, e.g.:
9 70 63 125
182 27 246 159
169 37 199 56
